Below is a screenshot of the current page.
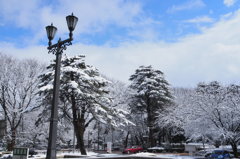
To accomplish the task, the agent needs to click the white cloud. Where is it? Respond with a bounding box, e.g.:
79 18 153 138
0 0 42 29
2 2 240 87
223 0 237 7
184 16 214 23
167 0 205 13
3 9 240 87
0 0 141 29
53 10 240 87
0 0 145 44
0 42 51 61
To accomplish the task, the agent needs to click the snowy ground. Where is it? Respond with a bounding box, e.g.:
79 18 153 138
21 151 204 159
0 150 207 159
131 152 203 158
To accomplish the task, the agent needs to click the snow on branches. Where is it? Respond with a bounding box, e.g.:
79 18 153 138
38 54 132 128
129 65 173 147
160 81 240 156
38 54 133 154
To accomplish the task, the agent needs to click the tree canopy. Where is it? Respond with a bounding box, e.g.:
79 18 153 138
129 65 173 147
38 55 132 154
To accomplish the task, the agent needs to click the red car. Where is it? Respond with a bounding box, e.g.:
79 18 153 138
123 146 143 154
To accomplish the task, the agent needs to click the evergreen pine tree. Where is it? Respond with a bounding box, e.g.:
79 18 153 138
129 65 173 147
38 55 131 155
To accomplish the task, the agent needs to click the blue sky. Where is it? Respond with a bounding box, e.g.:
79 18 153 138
1 0 240 87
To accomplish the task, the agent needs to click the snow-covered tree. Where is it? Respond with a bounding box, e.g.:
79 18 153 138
17 109 49 149
38 55 132 155
193 82 240 157
94 78 133 148
161 81 240 157
158 88 192 142
0 53 45 150
129 65 173 147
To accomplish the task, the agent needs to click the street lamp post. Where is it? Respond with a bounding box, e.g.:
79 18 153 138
45 13 78 159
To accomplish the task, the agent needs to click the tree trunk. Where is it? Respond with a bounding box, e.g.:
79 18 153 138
149 127 154 147
231 142 238 158
147 106 154 147
7 129 16 151
135 136 140 145
78 129 87 155
97 122 100 150
71 91 87 155
74 121 87 155
124 131 129 148
146 97 155 147
202 136 205 151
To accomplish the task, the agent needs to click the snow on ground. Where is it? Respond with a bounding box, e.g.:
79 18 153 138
132 152 198 159
61 151 98 156
1 154 12 158
30 152 201 159
61 151 198 159
1 151 200 159
96 153 123 157
29 151 99 159
132 152 157 157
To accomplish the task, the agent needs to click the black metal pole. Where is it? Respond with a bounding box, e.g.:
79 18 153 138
45 13 77 159
46 46 62 159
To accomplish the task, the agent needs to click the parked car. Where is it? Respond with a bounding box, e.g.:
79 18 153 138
122 146 143 154
207 150 233 159
28 149 37 157
147 146 165 153
194 149 212 158
112 146 121 151
162 143 185 152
